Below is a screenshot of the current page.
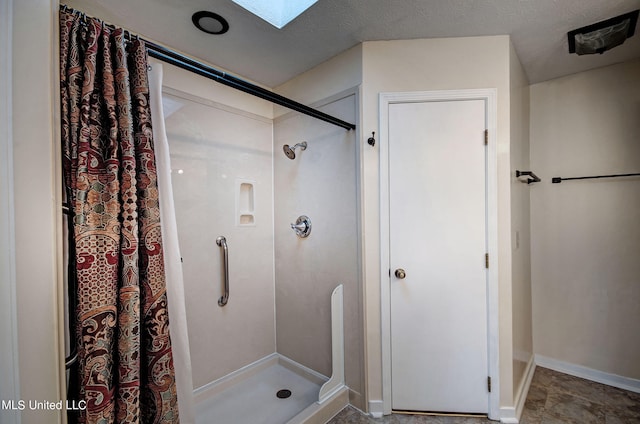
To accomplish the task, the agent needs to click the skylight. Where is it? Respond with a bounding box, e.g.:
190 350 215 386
231 0 319 29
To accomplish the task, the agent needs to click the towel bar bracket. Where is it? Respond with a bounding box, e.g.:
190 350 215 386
516 170 541 184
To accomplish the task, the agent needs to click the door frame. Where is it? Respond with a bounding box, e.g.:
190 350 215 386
0 1 21 423
379 89 499 420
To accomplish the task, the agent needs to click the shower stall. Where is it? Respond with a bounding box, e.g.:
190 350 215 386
152 61 362 423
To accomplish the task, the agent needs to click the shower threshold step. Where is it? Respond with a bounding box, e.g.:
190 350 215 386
194 353 347 424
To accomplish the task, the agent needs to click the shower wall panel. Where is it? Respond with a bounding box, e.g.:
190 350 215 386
163 91 275 389
274 94 362 400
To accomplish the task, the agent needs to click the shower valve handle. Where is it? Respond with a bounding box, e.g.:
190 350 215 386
290 215 312 238
291 222 307 231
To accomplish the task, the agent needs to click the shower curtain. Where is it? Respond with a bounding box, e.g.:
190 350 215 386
60 9 178 423
148 60 196 424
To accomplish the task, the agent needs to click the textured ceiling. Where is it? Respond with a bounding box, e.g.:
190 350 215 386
65 0 640 87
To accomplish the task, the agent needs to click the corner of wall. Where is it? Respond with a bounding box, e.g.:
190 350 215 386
274 43 363 109
0 1 21 423
529 58 640 383
507 35 533 409
12 1 63 422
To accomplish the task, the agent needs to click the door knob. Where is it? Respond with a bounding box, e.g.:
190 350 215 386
395 268 406 279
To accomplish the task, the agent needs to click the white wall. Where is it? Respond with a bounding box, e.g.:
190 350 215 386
159 60 273 120
360 36 516 410
10 0 63 423
273 93 360 403
160 78 275 388
275 46 365 410
530 59 640 380
509 41 533 394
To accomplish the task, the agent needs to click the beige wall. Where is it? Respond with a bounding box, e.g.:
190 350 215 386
7 2 533 420
275 45 363 109
8 3 276 421
1 0 21 423
360 36 516 410
11 0 63 423
509 42 533 394
280 35 530 415
530 59 640 379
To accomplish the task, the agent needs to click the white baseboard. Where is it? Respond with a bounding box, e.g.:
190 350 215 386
514 356 536 422
499 355 536 423
368 400 384 418
535 354 640 394
499 407 518 424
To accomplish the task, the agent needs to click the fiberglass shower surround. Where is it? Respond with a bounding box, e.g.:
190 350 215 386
155 86 358 423
60 7 359 424
150 63 359 423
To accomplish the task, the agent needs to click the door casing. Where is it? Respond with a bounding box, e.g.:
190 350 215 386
379 89 499 420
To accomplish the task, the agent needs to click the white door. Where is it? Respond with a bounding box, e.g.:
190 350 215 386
389 99 488 414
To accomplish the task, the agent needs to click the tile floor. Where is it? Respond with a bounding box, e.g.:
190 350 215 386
326 367 640 423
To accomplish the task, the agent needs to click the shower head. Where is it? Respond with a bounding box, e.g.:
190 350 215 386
282 141 307 160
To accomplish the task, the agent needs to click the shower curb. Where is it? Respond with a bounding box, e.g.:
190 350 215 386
287 386 349 424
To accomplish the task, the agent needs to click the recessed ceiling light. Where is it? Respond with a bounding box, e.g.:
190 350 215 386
192 11 230 35
568 10 638 55
231 0 319 29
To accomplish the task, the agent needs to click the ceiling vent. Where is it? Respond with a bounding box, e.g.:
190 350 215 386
568 10 639 55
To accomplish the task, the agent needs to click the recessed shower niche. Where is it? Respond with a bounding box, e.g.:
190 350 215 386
236 179 256 226
157 62 362 423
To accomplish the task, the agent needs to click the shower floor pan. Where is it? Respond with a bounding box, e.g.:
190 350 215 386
194 353 348 424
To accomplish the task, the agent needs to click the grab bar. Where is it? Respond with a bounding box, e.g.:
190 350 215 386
216 236 229 306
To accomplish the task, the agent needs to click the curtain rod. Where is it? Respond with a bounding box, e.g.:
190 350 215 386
59 5 356 131
144 41 356 130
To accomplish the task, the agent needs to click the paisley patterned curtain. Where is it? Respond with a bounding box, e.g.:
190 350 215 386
60 9 179 423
